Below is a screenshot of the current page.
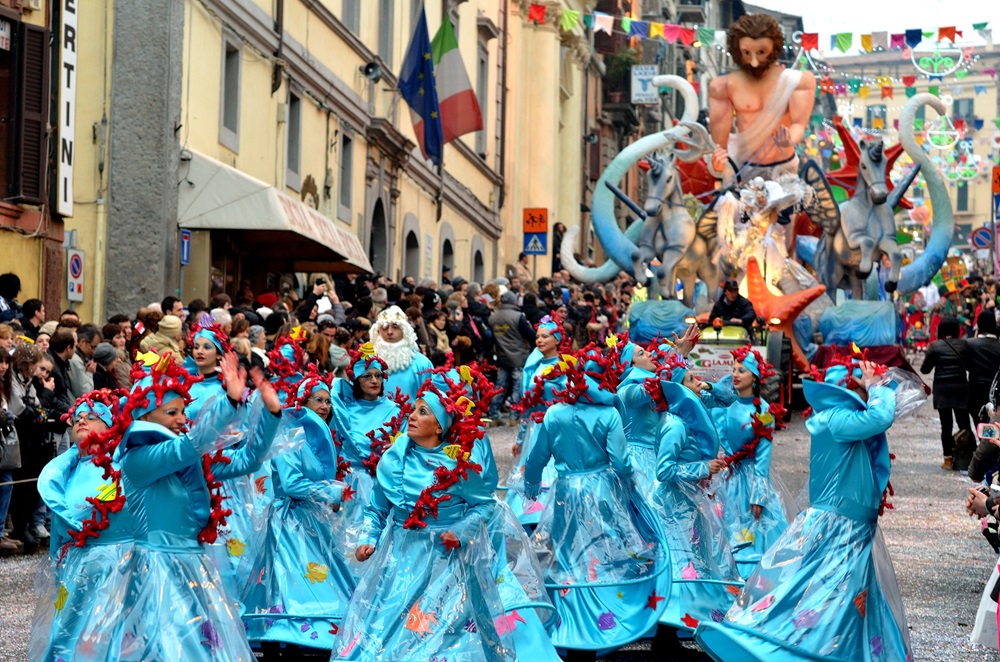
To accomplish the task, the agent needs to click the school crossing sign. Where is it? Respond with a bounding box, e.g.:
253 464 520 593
523 208 548 255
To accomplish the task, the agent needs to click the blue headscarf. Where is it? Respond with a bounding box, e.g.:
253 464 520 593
193 328 225 354
738 351 762 379
419 390 453 433
537 318 563 344
130 375 186 420
73 401 114 427
802 362 867 412
296 378 331 403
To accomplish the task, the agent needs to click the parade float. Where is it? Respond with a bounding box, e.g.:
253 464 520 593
564 13 958 407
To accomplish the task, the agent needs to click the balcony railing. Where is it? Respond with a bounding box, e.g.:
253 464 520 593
676 0 706 23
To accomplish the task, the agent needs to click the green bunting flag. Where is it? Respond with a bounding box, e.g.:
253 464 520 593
582 13 593 30
905 86 917 98
561 9 579 31
835 32 853 53
995 118 1000 130
848 79 861 93
621 17 632 33
973 22 989 31
696 27 714 45
928 85 940 96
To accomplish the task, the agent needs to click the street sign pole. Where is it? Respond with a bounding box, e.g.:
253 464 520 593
993 167 1000 275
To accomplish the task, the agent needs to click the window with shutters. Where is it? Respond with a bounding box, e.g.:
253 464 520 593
1 22 50 205
285 91 301 191
338 132 353 222
378 0 394 69
219 34 241 153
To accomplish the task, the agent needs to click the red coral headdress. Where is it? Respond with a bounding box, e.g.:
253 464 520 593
286 367 351 482
403 361 502 530
188 322 233 355
346 342 389 382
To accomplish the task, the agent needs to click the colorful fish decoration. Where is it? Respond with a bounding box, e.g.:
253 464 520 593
226 537 247 557
681 561 699 580
645 592 665 610
200 621 222 652
751 594 775 612
588 553 599 581
854 589 867 618
870 634 883 656
464 619 478 633
793 609 820 630
54 584 68 613
303 562 329 584
405 602 438 636
725 584 741 596
494 610 526 635
95 482 118 502
681 613 700 629
254 476 268 495
597 611 617 630
443 444 470 461
710 609 725 623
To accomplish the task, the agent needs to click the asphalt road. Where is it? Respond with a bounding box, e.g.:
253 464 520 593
1 364 997 660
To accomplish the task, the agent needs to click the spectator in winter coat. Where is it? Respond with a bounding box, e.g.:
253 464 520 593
967 311 1000 423
921 317 973 470
487 292 536 421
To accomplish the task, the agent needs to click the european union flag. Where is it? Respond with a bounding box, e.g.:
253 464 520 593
399 5 443 165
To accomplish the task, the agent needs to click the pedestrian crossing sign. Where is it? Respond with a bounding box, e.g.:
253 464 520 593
523 233 547 255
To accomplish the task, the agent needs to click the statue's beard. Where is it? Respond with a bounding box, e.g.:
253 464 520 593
742 62 771 79
371 336 416 373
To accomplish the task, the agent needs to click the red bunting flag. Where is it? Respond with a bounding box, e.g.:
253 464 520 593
881 85 893 99
528 3 546 23
679 27 696 46
938 26 962 42
902 75 916 88
801 33 819 51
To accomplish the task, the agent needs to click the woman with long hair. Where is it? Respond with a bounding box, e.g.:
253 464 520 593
0 350 20 554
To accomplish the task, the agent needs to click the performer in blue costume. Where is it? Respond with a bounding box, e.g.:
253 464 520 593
182 325 263 600
524 341 670 658
29 392 133 662
329 342 407 550
335 369 558 661
242 369 355 653
505 317 567 526
696 358 915 662
370 305 434 405
618 347 743 650
706 346 790 575
78 350 282 661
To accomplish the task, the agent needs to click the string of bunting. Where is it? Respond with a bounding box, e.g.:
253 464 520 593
525 4 992 57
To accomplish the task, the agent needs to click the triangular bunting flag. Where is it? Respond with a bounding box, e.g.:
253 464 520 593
582 13 593 30
830 35 838 51
621 17 632 33
858 85 870 99
994 118 1000 130
871 31 888 51
873 117 884 130
890 33 906 49
649 23 664 39
629 20 648 39
834 83 847 96
861 34 872 52
921 30 936 39
952 85 965 96
837 32 854 53
696 27 715 46
939 26 959 42
594 12 613 35
905 86 917 98
662 24 681 43
984 68 998 78
528 3 546 23
902 75 916 87
955 70 968 79
882 85 893 99
930 75 943 82
975 84 988 95
914 118 925 131
974 118 985 131
905 29 922 48
848 79 861 93
679 28 696 46
980 29 993 42
802 33 818 51
560 9 579 32
928 85 939 96
973 22 989 31
714 30 727 48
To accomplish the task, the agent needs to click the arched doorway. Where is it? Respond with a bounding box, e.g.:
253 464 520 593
441 239 454 275
403 231 420 279
369 199 388 275
473 250 485 283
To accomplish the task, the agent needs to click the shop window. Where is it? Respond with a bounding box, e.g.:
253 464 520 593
220 36 241 152
1 23 49 204
338 133 353 222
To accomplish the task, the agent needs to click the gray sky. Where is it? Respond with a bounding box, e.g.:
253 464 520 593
750 0 1000 48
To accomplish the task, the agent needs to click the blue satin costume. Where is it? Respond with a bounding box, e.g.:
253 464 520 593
383 352 434 405
504 349 562 526
242 380 355 650
29 404 135 662
523 375 671 651
696 366 912 661
706 360 790 575
80 390 279 661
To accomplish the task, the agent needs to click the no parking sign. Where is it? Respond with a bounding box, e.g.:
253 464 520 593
67 248 84 303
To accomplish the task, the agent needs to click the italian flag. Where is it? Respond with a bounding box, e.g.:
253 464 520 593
431 18 483 144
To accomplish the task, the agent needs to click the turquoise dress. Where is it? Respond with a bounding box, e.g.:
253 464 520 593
696 382 912 661
241 406 355 649
524 399 671 651
333 434 556 661
709 395 790 575
186 372 267 601
330 377 404 552
29 451 135 662
78 394 279 661
504 352 561 526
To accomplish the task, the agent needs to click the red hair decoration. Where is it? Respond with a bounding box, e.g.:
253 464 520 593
361 387 413 477
720 344 786 472
345 345 389 382
286 367 352 482
403 361 501 530
188 322 234 355
268 336 308 402
58 389 127 564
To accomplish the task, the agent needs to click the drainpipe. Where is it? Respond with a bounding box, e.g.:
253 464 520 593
497 0 508 210
272 0 284 94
